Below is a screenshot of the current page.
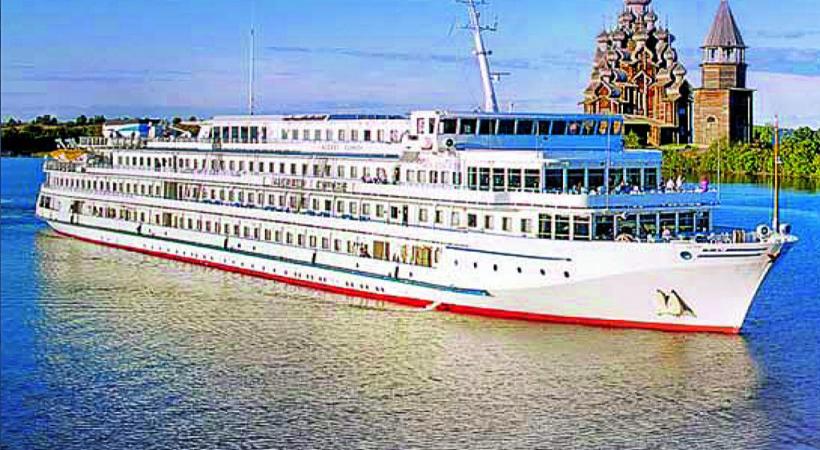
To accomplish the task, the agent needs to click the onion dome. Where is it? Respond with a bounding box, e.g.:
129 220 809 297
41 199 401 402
672 63 687 78
663 47 677 61
644 8 658 23
597 29 610 43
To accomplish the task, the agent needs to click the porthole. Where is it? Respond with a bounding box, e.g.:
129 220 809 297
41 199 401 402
564 271 570 279
493 264 498 272
540 269 546 276
517 267 522 273
680 251 693 261
473 262 478 269
454 260 458 266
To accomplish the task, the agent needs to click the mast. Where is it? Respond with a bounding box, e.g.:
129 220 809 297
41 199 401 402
773 116 780 231
248 26 256 115
460 0 499 113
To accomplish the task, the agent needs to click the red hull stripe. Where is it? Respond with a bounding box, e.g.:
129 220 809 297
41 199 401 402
53 229 740 335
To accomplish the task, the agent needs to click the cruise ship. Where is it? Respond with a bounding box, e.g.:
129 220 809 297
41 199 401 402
35 1 796 334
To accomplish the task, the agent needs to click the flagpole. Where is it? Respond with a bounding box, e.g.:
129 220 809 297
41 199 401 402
773 116 780 231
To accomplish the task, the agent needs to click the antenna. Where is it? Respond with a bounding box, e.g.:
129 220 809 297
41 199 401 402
248 2 256 115
773 115 781 231
458 0 500 113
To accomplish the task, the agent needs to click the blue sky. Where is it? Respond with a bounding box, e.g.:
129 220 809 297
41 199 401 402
2 0 819 127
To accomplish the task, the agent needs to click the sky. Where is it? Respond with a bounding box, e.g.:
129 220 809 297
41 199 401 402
2 0 819 127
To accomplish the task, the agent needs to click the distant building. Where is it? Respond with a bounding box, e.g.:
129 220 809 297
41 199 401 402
693 0 753 146
102 119 164 140
582 0 693 147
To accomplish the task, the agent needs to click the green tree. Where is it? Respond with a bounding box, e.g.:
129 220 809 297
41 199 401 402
624 131 641 149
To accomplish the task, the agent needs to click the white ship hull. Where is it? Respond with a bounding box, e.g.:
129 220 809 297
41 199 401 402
41 208 788 334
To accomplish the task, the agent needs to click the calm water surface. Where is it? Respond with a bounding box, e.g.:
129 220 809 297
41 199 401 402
1 158 819 449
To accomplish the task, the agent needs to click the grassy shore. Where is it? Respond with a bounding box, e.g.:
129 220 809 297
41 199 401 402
660 126 820 180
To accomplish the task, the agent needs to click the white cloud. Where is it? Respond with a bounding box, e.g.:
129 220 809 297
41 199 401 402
749 71 820 128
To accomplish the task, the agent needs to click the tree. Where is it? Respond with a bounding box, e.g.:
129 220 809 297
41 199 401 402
188 116 198 122
75 115 88 126
91 115 106 124
172 117 182 125
624 131 641 149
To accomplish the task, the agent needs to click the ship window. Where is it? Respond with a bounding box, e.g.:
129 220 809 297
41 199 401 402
428 119 436 134
478 119 494 135
364 130 372 141
484 215 493 229
351 130 359 141
521 218 532 234
609 168 623 190
419 208 428 222
467 167 478 190
338 129 346 141
492 168 505 191
660 213 676 235
644 168 659 190
291 129 298 140
545 169 563 192
582 120 595 135
696 211 710 233
567 121 581 135
435 210 444 224
552 120 567 135
516 120 534 135
537 121 552 135
498 120 515 135
467 213 478 228
507 169 522 191
441 119 457 134
502 217 512 232
568 169 585 192
612 121 623 135
416 118 425 134
588 169 605 191
597 120 609 135
314 130 322 141
573 216 591 240
640 214 658 238
679 212 695 234
627 168 641 187
538 214 552 239
451 212 461 226
458 119 477 135
618 214 637 238
524 169 541 191
478 168 491 191
555 216 571 240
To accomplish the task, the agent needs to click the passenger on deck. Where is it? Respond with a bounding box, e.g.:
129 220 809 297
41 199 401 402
699 176 710 193
665 177 676 192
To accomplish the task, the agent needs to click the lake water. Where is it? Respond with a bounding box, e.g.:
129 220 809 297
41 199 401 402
1 157 819 449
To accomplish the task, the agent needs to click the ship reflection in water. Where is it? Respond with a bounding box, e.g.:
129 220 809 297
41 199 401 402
23 229 777 449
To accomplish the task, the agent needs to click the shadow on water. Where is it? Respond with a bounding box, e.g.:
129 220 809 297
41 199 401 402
5 229 774 449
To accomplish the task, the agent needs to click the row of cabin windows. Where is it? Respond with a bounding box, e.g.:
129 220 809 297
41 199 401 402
49 175 162 197
117 154 394 182
117 153 471 189
532 212 711 241
467 168 542 192
437 118 623 137
86 204 438 268
210 126 402 144
543 167 660 194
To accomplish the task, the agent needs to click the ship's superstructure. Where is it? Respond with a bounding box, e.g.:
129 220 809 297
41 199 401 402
35 1 794 333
